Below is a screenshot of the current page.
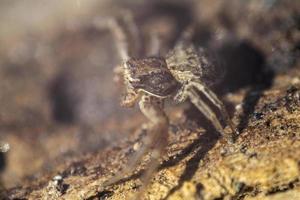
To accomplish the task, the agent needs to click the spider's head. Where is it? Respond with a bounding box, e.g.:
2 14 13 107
123 57 179 97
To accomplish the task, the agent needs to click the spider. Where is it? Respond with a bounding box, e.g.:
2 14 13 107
94 13 236 199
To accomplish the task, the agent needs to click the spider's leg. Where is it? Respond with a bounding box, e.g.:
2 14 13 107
121 10 142 57
134 94 169 199
102 126 157 189
188 88 225 136
133 136 167 200
190 81 236 137
174 83 224 136
94 17 129 85
173 85 189 103
93 17 130 61
113 64 124 84
147 31 161 56
103 94 169 199
175 23 195 47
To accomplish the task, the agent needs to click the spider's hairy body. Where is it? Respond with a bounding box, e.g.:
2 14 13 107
94 14 235 199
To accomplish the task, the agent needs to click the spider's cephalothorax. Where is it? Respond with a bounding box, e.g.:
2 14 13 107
124 57 180 98
94 15 236 199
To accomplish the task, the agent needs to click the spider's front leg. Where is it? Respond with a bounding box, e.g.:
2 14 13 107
93 12 140 84
133 94 169 199
101 90 141 188
103 93 169 198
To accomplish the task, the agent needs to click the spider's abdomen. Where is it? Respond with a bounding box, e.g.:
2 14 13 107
166 44 224 86
126 57 180 97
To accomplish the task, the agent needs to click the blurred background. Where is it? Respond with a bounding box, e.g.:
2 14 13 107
0 0 299 191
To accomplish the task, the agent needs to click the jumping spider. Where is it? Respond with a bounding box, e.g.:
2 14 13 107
94 13 236 198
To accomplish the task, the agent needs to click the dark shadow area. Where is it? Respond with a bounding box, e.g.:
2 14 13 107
0 152 6 173
218 41 274 132
161 120 219 169
162 125 219 199
86 190 114 200
216 41 269 93
48 69 78 124
236 84 273 133
216 41 274 133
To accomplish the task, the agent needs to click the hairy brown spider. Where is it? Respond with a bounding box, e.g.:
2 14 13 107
94 13 235 199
